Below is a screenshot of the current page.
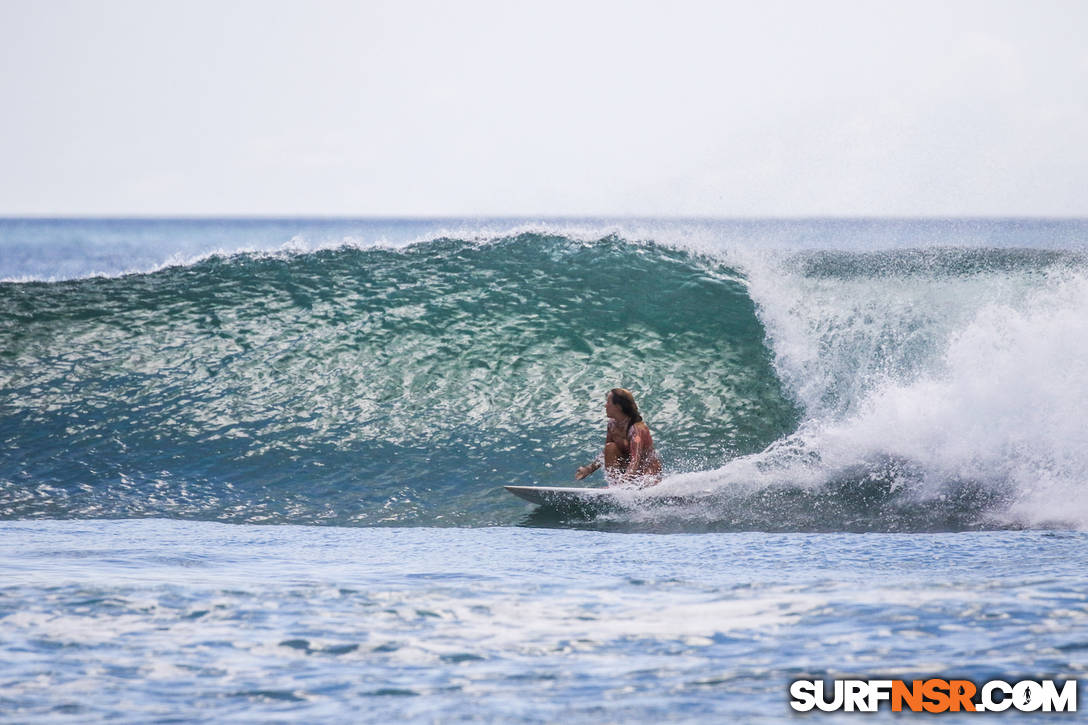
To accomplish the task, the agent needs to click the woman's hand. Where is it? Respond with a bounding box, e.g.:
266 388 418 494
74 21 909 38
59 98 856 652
575 465 592 480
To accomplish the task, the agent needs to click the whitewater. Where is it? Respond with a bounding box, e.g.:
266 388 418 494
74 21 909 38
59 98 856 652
2 218 1087 721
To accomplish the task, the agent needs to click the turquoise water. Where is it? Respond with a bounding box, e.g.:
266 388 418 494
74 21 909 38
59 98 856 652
2 218 1088 720
1 233 796 526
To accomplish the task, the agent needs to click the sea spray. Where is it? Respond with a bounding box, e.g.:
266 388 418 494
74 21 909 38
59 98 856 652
654 248 1088 530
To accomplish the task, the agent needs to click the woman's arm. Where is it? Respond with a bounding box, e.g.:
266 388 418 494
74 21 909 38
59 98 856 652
575 460 599 480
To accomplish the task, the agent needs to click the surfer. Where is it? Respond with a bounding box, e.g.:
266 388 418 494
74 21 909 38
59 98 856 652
575 388 662 487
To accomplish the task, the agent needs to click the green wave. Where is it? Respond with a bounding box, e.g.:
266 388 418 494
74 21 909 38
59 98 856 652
0 233 799 525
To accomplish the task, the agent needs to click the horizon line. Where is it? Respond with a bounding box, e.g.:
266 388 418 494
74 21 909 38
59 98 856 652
2 214 1088 222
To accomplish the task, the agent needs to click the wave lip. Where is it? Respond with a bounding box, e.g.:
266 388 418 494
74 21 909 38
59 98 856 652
7 217 1088 283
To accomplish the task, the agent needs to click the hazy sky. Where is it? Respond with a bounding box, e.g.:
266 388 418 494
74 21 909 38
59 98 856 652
1 0 1086 216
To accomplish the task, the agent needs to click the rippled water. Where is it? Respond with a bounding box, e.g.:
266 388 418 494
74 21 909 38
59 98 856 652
2 520 1086 722
5 218 1088 721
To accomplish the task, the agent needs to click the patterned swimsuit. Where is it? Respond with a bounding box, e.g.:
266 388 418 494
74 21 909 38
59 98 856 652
606 419 661 475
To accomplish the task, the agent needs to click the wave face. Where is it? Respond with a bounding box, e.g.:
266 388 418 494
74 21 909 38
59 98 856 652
0 233 797 525
4 219 1088 531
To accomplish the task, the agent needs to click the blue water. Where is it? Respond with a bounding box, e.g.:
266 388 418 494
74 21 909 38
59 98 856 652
2 521 1086 722
3 521 1087 722
3 218 1088 720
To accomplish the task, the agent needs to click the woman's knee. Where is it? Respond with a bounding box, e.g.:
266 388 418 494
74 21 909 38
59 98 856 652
604 442 620 466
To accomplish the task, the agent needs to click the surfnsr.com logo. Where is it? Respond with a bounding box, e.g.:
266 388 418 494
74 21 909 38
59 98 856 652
790 679 1078 713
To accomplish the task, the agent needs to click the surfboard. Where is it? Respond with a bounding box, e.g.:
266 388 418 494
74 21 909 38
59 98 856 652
504 485 621 508
504 484 699 514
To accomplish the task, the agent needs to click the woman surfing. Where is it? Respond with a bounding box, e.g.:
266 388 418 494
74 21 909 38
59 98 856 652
575 388 662 487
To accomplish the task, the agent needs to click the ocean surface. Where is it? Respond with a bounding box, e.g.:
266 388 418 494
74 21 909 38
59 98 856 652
2 217 1088 721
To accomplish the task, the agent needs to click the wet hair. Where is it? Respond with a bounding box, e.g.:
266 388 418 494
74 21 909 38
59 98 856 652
608 388 643 425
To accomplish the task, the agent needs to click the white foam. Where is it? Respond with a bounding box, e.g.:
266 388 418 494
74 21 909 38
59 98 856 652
666 251 1088 529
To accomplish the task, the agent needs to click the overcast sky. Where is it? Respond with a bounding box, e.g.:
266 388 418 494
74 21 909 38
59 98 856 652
1 0 1086 216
